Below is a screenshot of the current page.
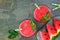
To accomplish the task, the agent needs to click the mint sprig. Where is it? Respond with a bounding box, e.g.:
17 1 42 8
52 3 60 11
8 29 19 39
30 21 36 31
40 12 51 22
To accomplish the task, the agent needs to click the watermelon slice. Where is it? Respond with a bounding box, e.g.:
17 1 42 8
19 20 36 37
38 18 60 40
39 31 50 40
53 18 60 33
46 24 57 40
34 5 51 22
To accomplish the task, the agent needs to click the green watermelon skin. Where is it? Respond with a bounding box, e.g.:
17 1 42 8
46 24 57 40
39 31 50 40
53 18 60 33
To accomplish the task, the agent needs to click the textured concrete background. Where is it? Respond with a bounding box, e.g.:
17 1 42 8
0 0 60 40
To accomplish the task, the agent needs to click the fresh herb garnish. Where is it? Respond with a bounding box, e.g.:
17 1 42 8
8 29 18 39
52 3 60 11
30 21 36 31
40 12 51 22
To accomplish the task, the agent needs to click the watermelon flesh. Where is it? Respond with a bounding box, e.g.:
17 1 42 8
46 24 57 40
39 31 50 40
38 18 60 40
53 18 60 33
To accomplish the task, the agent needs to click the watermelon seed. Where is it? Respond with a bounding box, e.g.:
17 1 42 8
44 34 47 35
51 28 53 30
54 28 56 31
59 24 60 26
46 38 48 40
51 28 56 31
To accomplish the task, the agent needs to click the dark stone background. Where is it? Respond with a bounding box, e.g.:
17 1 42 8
0 0 60 40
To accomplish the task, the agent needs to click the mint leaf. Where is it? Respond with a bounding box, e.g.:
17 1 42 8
44 12 49 20
30 21 35 27
30 21 36 31
8 29 18 39
40 12 51 22
8 34 16 39
45 12 49 17
46 18 51 20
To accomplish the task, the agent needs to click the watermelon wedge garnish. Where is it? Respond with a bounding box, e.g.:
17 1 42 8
19 20 36 37
39 31 50 40
46 24 57 40
34 5 51 22
38 18 60 40
53 18 60 33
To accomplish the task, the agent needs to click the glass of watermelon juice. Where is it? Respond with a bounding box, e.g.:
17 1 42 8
34 5 51 22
